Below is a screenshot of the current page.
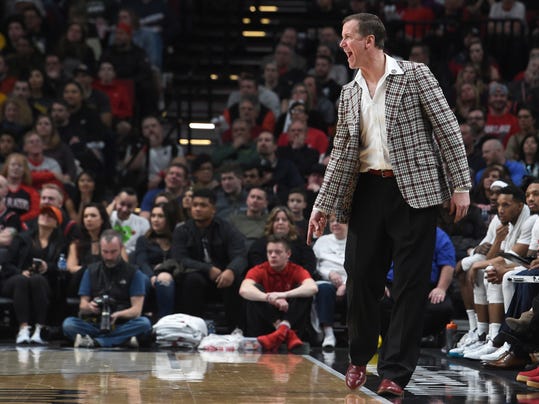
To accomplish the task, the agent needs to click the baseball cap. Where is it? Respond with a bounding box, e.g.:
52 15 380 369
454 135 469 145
40 205 63 225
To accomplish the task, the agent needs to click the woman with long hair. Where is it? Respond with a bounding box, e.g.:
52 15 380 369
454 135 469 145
132 203 180 319
71 171 108 222
2 205 66 344
248 206 316 274
28 67 55 116
518 134 539 179
1 153 40 222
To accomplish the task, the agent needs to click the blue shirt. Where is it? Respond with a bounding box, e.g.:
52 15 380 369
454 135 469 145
78 267 147 297
387 227 456 284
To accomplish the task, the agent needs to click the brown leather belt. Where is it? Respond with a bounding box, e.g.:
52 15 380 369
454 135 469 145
367 169 395 178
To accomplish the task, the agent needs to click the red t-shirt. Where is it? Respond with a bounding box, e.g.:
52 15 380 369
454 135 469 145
245 261 312 292
485 112 520 146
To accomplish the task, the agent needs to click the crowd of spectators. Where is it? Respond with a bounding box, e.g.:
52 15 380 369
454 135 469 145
1 0 539 353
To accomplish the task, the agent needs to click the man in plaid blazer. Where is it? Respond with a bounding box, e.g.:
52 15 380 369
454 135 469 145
307 13 472 397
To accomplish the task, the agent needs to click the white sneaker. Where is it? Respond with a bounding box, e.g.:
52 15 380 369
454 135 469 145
74 334 95 348
456 329 477 348
322 334 336 348
16 326 31 344
127 336 139 349
30 326 46 345
464 340 497 360
448 331 482 357
479 342 510 361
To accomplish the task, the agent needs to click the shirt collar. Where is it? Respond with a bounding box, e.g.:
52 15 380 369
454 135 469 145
354 54 404 84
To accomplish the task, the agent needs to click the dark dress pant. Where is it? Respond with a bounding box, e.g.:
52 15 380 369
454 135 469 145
345 173 437 387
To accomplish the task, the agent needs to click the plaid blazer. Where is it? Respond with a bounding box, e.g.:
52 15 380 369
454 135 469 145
315 60 472 223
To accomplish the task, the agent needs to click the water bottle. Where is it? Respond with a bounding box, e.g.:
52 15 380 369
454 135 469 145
57 253 67 271
443 321 458 353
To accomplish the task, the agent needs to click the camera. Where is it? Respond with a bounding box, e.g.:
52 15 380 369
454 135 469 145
93 295 112 333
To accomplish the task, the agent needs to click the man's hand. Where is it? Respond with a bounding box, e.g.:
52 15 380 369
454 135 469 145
274 298 289 312
307 210 327 245
449 191 470 223
216 269 234 288
209 266 222 281
495 224 509 241
428 287 446 304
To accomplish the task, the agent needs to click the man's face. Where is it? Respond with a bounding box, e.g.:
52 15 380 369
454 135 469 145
314 57 331 78
239 80 257 95
98 62 115 83
288 121 307 146
220 172 242 194
231 121 250 142
482 141 502 165
264 63 278 82
517 110 535 131
247 188 267 214
340 20 366 70
497 194 523 225
23 134 43 154
460 124 473 147
256 132 276 156
466 110 485 132
239 101 256 122
266 241 291 271
12 81 30 99
526 183 539 214
165 166 187 191
100 238 123 268
243 168 261 187
0 135 15 156
50 103 69 125
488 90 508 112
114 29 130 47
190 196 215 223
142 117 164 147
40 188 63 208
287 192 306 215
274 45 292 68
45 55 62 78
116 192 137 221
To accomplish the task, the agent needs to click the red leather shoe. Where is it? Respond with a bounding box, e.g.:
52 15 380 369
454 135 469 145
345 364 367 390
257 325 289 352
286 329 303 351
517 366 539 382
377 379 404 397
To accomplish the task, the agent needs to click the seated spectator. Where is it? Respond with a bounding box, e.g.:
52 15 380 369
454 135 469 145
92 59 133 137
22 131 64 191
172 188 247 331
3 205 66 344
107 188 150 256
121 115 186 192
277 119 321 178
34 114 77 184
506 107 539 161
278 83 329 134
62 230 152 348
0 130 18 168
0 96 33 138
54 21 96 77
260 60 290 102
140 162 190 220
214 163 247 219
287 187 309 239
277 101 328 156
312 215 347 348
191 154 219 191
0 175 22 265
228 187 269 249
452 82 482 123
73 63 113 129
485 82 519 147
28 67 55 116
312 43 350 86
221 95 273 143
383 227 456 344
66 202 121 297
239 235 317 351
475 139 526 187
132 202 180 319
212 118 257 168
1 153 40 223
248 206 316 274
225 72 280 122
71 170 109 222
256 131 304 204
517 134 539 179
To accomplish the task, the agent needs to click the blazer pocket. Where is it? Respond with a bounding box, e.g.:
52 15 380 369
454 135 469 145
414 150 438 167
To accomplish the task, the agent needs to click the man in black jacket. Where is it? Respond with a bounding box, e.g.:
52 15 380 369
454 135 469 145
172 188 247 331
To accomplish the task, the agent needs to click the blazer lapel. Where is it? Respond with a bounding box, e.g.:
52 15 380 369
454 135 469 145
384 73 407 140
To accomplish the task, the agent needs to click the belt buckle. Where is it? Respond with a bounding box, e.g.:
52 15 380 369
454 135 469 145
381 170 391 178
